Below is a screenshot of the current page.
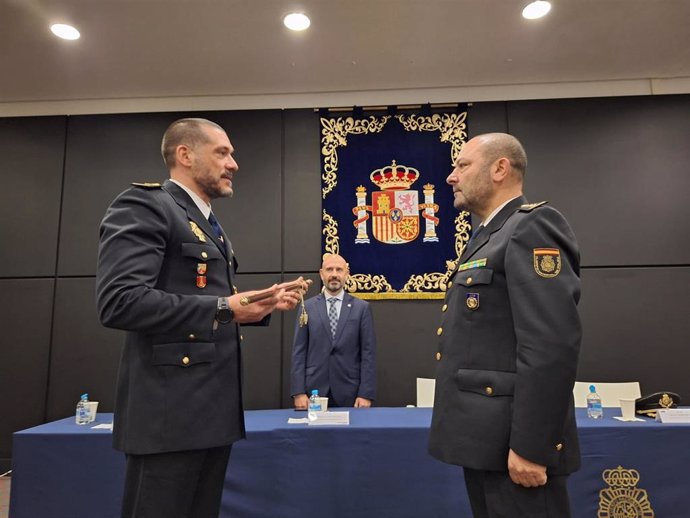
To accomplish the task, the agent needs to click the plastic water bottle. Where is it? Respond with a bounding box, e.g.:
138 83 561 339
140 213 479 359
586 385 603 419
308 389 321 419
75 393 90 425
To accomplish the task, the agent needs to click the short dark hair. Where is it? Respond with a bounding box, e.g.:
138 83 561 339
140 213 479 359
477 133 527 177
160 118 224 168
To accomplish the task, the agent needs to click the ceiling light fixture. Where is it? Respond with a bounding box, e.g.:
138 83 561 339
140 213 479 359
283 13 310 31
522 1 551 20
50 23 80 40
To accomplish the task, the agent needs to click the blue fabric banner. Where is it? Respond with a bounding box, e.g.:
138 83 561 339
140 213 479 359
320 106 472 299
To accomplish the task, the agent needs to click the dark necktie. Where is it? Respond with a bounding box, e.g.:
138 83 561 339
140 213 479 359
208 212 224 241
328 298 338 338
468 224 485 244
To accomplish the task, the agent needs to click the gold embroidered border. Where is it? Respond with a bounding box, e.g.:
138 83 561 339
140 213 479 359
346 274 393 294
322 209 339 255
351 292 445 300
401 272 450 293
321 115 391 199
455 211 472 258
395 112 468 162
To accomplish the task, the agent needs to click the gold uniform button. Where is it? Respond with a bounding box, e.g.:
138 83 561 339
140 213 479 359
240 335 244 341
188 334 196 340
467 277 473 285
435 352 441 361
556 443 563 451
182 356 190 365
441 304 448 312
201 252 208 259
447 281 453 289
485 386 493 395
436 327 443 336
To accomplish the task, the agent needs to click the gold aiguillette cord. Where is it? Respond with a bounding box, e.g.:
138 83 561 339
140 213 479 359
298 291 308 327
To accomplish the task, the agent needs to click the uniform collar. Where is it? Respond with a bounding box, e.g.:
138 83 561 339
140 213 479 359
170 179 212 219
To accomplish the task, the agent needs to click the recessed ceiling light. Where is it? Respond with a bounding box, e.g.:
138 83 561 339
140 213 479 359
283 13 310 31
50 23 80 40
522 1 551 20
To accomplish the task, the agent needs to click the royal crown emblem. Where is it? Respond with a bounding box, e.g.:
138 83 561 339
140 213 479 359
598 466 655 518
352 160 440 245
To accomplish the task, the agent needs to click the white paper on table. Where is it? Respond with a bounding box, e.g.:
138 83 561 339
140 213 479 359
307 411 349 426
612 416 645 422
656 409 690 423
287 417 310 424
91 423 113 430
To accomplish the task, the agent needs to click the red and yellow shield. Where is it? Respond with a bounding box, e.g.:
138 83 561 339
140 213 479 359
371 190 419 244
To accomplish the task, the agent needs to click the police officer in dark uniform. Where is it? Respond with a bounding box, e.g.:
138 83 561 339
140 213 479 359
97 118 305 518
428 133 582 518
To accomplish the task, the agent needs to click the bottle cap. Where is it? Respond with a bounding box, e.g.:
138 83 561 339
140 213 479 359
311 389 318 396
81 393 88 400
589 385 596 393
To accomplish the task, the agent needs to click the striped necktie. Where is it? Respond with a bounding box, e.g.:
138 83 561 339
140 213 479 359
328 298 338 338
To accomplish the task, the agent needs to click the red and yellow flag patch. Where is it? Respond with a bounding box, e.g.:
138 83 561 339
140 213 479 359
533 248 561 278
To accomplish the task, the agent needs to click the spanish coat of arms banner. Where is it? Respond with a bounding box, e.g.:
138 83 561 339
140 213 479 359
320 105 472 299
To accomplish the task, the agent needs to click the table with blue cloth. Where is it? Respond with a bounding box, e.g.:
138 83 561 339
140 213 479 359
10 408 690 518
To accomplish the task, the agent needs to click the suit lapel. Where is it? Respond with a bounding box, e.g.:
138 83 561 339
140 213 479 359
313 294 332 342
162 180 228 259
334 294 353 344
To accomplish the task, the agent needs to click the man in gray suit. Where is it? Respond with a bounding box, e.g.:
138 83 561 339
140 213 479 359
291 253 377 409
97 118 305 518
428 133 581 517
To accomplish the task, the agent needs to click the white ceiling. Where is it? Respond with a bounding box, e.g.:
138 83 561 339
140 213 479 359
2 0 690 116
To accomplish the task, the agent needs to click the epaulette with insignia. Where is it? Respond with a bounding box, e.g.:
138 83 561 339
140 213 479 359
131 182 162 188
519 200 548 212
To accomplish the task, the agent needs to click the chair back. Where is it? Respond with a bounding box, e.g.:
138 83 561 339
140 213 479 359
573 381 641 408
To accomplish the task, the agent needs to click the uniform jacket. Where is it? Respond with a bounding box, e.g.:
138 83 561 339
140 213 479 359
97 179 247 455
290 293 376 407
428 196 582 474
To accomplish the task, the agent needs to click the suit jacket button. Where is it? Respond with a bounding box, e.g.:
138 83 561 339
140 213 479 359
435 352 441 361
182 356 190 365
201 252 208 259
188 334 196 340
436 327 443 336
556 443 563 451
467 277 472 284
485 386 493 395
441 304 448 312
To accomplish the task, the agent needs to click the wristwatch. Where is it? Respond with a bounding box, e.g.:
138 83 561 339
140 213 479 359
216 297 234 324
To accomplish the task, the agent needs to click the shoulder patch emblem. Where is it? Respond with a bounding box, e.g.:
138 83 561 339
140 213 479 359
519 201 548 212
533 248 561 278
131 182 162 188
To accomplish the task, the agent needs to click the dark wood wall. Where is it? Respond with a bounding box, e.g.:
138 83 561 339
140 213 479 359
2 95 689 472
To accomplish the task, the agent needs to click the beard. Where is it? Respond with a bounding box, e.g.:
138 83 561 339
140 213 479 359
454 174 491 214
195 169 233 200
326 278 343 292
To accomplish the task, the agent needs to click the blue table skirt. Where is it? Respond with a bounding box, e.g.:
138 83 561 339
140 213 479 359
10 408 690 518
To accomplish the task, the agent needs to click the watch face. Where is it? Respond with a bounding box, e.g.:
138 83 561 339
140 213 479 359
217 308 232 323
